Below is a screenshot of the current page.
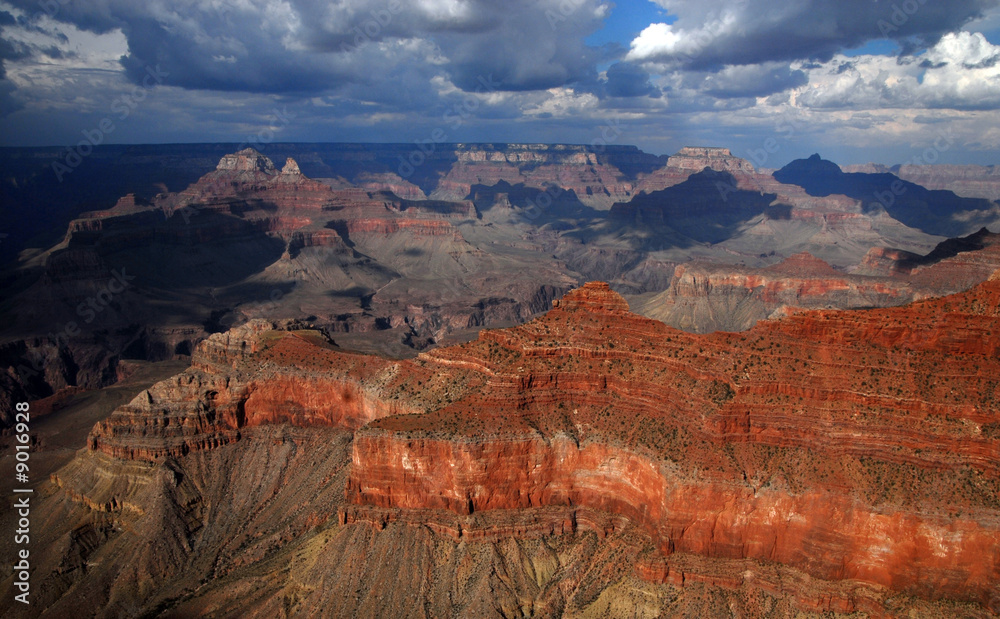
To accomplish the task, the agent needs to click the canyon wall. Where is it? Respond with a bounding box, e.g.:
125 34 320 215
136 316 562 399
58 279 1000 615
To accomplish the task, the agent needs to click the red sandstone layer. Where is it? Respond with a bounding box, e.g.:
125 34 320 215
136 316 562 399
84 279 1000 613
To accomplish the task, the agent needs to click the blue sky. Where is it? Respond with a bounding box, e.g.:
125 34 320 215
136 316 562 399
586 0 670 47
2 0 1000 166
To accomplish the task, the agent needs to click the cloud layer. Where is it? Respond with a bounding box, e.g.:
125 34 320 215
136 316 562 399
628 0 1000 68
1 0 1000 165
3 0 609 95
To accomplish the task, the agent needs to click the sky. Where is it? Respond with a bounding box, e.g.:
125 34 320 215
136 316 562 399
2 0 1000 166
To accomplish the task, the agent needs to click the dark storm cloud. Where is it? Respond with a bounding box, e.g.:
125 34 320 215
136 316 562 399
631 0 1000 69
0 32 29 61
605 61 660 98
4 0 607 95
0 10 24 116
0 77 20 116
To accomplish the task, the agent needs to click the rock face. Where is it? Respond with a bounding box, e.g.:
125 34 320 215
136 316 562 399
280 157 301 175
39 277 1000 616
216 148 278 174
636 253 917 332
610 168 780 245
87 320 423 461
628 146 757 195
894 163 1000 200
428 143 661 209
0 147 585 417
345 281 1000 611
776 154 1000 237
856 226 1000 286
636 229 1000 332
667 147 755 174
159 148 351 213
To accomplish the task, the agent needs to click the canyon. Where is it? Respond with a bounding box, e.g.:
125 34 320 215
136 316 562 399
3 142 1000 616
4 274 997 617
3 144 1000 430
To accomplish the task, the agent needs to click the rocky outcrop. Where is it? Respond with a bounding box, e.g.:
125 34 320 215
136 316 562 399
216 148 277 174
159 149 353 214
280 157 301 176
635 253 920 332
68 278 1000 614
344 280 1000 611
861 227 1000 289
429 144 650 209
88 320 426 461
667 147 756 175
343 218 461 238
636 229 1000 333
3 147 584 418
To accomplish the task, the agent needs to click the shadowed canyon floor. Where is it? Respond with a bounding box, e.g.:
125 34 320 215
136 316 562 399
3 276 998 617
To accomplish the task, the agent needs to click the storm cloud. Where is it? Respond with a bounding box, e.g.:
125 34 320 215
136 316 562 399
2 0 608 94
2 0 1000 164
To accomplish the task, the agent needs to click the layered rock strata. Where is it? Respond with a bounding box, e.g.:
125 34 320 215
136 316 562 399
634 228 1000 333
75 278 1000 614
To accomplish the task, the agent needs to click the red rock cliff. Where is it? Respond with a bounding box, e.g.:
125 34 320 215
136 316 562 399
87 279 1000 613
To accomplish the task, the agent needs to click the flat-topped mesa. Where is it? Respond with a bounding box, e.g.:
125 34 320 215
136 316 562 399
631 147 762 195
88 322 425 461
113 193 140 210
550 281 631 315
215 147 277 174
668 146 756 173
676 146 733 158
